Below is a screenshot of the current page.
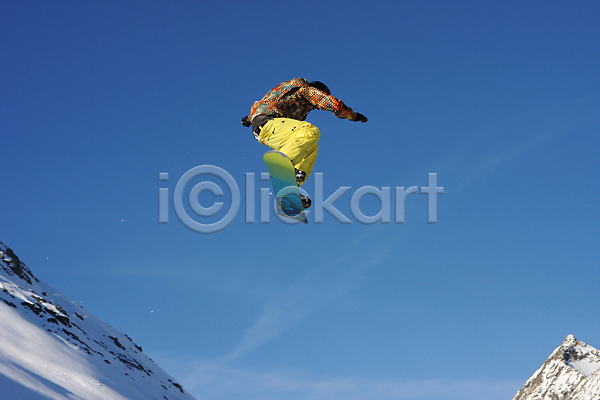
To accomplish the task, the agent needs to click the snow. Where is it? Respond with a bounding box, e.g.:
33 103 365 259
0 303 128 399
0 241 196 400
567 345 600 377
570 357 600 377
572 369 600 400
513 335 600 400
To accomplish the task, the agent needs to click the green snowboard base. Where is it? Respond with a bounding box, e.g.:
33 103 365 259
263 150 308 224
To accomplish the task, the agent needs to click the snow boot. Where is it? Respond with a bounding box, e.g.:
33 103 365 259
295 169 306 185
301 194 311 209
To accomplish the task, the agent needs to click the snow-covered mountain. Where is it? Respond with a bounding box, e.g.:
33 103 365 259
513 335 600 400
0 241 196 400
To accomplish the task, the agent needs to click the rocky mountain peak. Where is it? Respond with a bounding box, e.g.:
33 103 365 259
513 335 600 400
0 241 38 285
0 241 196 399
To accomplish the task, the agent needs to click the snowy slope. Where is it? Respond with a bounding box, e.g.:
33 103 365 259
571 368 600 400
512 335 600 400
0 241 196 400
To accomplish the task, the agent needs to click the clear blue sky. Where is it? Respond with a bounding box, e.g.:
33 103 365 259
2 1 599 399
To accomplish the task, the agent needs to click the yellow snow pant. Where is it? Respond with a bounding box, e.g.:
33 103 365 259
258 118 320 185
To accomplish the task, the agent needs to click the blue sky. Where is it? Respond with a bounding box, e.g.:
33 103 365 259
2 1 599 399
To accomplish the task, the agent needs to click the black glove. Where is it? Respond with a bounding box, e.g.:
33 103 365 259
355 113 368 123
241 116 251 127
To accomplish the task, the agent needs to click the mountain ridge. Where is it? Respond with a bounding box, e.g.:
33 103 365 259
513 334 600 400
0 241 196 400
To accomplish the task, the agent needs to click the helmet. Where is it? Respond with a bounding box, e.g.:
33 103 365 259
308 81 331 95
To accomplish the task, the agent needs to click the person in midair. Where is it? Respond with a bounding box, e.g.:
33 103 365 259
241 78 368 208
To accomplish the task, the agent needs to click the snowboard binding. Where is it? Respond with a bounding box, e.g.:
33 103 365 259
295 169 306 185
300 195 311 209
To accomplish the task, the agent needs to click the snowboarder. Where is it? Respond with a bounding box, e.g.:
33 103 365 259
241 78 367 207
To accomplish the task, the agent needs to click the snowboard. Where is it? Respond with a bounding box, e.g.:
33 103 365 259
263 150 308 224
